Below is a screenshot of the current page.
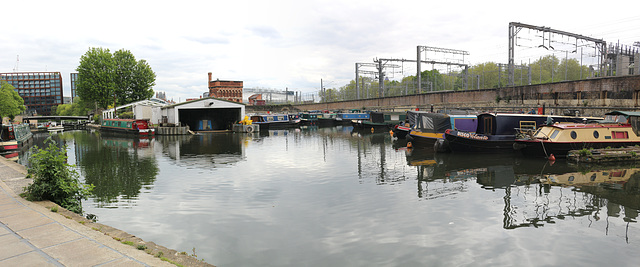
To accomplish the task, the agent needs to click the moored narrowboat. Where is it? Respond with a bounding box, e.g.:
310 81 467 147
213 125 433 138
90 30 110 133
514 111 640 158
299 112 320 126
443 113 600 153
335 111 369 125
1 123 33 152
101 118 155 135
407 113 477 150
250 114 300 130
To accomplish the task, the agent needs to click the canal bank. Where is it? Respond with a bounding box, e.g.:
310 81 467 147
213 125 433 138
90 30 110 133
0 157 213 267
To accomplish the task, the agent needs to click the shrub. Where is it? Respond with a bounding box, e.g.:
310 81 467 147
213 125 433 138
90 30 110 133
578 148 592 157
24 137 93 214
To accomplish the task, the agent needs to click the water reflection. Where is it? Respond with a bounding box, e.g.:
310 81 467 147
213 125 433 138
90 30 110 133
156 133 246 169
74 132 159 205
406 147 639 240
13 129 640 265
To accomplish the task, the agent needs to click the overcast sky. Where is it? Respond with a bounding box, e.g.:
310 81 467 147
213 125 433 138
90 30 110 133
2 0 639 101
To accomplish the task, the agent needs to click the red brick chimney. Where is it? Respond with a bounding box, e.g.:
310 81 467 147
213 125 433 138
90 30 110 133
208 72 212 82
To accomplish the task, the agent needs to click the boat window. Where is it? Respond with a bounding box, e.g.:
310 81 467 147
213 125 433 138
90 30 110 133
520 121 536 130
550 130 560 139
570 131 577 139
612 131 629 139
590 173 597 181
593 131 599 139
568 176 575 182
127 123 132 128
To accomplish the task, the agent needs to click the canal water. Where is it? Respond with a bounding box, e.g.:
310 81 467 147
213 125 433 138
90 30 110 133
15 127 640 266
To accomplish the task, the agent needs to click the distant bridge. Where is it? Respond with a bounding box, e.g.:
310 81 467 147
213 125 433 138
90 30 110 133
22 116 90 122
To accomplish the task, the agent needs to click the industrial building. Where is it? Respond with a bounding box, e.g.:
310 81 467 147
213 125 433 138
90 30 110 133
207 72 243 103
0 72 64 115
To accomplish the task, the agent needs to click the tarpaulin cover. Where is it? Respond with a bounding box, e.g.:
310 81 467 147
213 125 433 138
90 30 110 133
414 113 451 133
369 112 385 123
406 111 430 125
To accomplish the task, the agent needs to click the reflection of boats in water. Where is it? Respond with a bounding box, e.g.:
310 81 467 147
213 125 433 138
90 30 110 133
540 168 638 187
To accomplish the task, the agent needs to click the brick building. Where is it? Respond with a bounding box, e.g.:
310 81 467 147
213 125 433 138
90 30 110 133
208 72 243 103
0 71 63 115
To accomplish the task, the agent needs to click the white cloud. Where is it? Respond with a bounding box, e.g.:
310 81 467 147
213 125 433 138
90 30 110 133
1 0 639 101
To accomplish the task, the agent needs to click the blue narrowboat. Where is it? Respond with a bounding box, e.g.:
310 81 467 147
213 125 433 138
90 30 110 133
250 114 300 130
335 112 370 125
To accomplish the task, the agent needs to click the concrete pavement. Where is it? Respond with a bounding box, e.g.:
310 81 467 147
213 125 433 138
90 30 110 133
0 156 175 267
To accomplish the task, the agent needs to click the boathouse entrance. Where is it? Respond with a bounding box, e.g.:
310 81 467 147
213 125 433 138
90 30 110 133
161 97 246 132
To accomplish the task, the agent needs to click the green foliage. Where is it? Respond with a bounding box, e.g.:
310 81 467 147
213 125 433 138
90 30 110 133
0 81 26 120
113 49 156 105
55 97 93 116
76 47 156 109
50 206 58 212
578 148 592 157
24 137 93 214
77 47 117 109
630 151 637 157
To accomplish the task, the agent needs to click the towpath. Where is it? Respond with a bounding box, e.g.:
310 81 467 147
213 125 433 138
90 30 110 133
0 157 174 266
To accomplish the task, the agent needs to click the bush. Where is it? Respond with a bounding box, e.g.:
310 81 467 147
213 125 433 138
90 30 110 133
24 137 93 214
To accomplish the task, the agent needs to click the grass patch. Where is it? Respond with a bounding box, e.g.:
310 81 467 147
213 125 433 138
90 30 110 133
136 244 147 250
121 240 135 246
160 257 184 267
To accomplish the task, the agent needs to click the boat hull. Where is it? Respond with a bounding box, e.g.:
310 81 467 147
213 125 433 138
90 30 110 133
444 129 515 153
516 140 640 158
392 125 411 139
407 130 443 149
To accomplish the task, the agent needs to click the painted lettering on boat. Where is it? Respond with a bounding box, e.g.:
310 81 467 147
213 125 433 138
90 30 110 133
456 131 489 140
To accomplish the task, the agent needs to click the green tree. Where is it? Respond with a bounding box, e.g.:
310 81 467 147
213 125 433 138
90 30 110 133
0 81 25 120
76 47 156 109
76 47 117 109
113 49 156 105
24 137 93 214
54 97 93 116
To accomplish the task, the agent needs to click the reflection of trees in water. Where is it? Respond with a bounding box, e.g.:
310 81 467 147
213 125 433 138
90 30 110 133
75 133 158 205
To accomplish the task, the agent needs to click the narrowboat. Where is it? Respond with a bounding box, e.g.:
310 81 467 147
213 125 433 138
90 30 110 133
407 113 478 150
299 112 321 126
1 123 33 152
392 110 429 139
334 111 369 125
250 114 300 130
442 113 600 153
100 118 155 135
317 112 337 127
353 112 406 132
514 111 640 158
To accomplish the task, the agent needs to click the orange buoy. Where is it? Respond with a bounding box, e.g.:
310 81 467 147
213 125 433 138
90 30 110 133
407 141 413 148
389 130 394 136
548 154 556 161
370 127 375 133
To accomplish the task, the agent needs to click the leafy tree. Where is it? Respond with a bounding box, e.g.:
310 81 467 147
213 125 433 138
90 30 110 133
76 47 156 109
113 49 156 105
24 137 94 214
0 81 25 120
76 47 117 109
55 97 93 116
